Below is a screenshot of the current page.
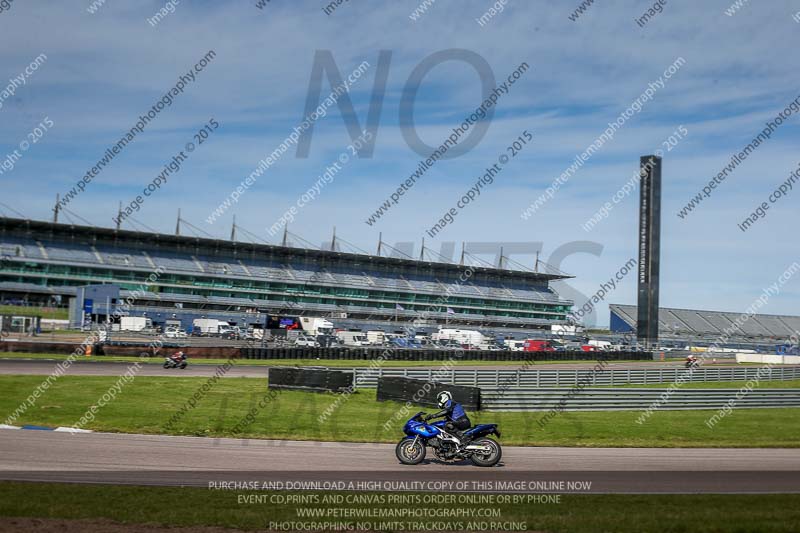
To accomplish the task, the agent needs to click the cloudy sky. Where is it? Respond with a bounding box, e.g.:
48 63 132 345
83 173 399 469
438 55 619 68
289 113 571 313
1 0 799 326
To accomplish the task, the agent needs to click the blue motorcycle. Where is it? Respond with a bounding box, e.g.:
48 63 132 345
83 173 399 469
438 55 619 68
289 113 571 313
396 411 502 467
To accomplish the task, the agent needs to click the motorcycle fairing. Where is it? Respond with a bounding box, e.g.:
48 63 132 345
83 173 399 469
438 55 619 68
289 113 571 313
463 423 501 439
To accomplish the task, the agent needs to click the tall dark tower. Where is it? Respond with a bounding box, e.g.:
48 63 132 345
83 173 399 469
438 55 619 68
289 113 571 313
637 155 662 347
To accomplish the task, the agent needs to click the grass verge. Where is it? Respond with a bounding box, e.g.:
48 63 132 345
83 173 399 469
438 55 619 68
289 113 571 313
1 375 799 447
0 305 68 320
0 482 798 532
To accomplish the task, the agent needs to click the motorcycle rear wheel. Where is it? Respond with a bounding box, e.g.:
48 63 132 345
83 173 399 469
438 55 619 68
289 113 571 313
163 362 170 369
396 438 426 465
469 437 501 467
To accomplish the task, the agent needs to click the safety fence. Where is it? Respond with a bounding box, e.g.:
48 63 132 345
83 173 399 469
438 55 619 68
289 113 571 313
480 387 800 411
345 365 800 389
242 347 652 361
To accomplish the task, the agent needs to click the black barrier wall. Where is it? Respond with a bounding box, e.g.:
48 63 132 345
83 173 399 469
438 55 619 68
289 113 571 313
268 367 354 393
377 377 481 411
243 347 653 361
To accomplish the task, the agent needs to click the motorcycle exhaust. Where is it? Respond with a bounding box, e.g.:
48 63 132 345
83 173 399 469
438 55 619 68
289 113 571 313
464 444 491 452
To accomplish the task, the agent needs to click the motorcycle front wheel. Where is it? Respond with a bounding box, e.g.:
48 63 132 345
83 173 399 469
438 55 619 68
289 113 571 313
180 362 187 369
395 438 426 465
469 437 502 467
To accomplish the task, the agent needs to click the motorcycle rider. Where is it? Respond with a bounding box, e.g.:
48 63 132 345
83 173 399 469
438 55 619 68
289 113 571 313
425 391 471 443
170 351 186 364
686 354 698 367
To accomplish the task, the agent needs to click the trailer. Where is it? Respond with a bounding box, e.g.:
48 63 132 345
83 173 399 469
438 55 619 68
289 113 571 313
366 330 386 345
119 316 152 332
299 316 334 336
191 318 230 335
433 328 489 349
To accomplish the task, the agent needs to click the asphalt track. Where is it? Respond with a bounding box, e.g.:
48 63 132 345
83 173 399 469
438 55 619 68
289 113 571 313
0 358 268 378
0 358 738 378
0 430 798 493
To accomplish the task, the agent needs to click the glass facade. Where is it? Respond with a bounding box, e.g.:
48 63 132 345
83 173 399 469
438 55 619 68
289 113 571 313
0 262 571 323
0 218 573 328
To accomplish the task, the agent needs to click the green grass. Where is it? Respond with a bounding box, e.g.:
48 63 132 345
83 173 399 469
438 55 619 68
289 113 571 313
43 329 82 335
0 305 68 320
0 351 657 367
2 375 799 447
0 482 798 532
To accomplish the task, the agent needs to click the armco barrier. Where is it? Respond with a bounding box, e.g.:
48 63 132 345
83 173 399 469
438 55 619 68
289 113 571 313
736 353 800 365
345 365 800 389
268 367 353 393
340 366 800 389
242 347 652 361
376 376 481 410
480 387 800 411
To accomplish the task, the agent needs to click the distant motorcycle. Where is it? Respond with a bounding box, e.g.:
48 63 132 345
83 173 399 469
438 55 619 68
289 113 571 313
396 411 502 467
685 358 700 369
163 352 187 369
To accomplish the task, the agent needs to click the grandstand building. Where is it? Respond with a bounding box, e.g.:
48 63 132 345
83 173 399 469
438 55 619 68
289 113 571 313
0 217 573 333
610 303 800 342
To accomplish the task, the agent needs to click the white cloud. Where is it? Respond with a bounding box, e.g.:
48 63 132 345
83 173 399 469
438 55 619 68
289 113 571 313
1 0 799 322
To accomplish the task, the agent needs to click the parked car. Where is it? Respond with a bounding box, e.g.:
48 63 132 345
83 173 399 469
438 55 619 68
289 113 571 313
164 327 187 339
435 339 462 350
406 338 423 349
294 334 319 347
387 337 423 348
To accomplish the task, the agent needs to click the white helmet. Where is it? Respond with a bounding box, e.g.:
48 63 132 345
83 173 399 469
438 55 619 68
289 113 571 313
437 391 452 409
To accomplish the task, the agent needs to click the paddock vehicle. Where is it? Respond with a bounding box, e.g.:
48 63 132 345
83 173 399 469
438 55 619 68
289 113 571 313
293 334 319 347
336 330 370 346
523 339 556 352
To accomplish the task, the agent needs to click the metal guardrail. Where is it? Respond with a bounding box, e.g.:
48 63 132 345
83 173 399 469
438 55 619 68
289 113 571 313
243 347 652 361
350 365 800 389
480 388 800 411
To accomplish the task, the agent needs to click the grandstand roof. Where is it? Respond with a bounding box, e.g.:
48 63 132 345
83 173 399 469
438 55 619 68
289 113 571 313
610 303 800 339
0 216 571 283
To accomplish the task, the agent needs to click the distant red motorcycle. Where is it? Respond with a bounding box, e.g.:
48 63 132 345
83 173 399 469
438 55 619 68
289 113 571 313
163 351 188 369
